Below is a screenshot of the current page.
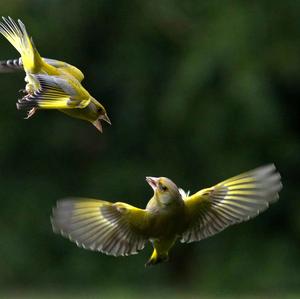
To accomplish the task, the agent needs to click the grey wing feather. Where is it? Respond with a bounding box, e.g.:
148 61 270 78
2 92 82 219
0 58 23 72
34 74 78 97
181 164 282 243
51 199 147 257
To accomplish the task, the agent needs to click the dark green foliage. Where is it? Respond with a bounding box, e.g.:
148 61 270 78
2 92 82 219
0 0 299 294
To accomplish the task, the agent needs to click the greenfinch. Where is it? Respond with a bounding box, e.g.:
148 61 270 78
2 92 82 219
51 164 282 266
0 17 110 132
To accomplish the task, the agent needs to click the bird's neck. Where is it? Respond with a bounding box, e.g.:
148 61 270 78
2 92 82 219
146 195 184 214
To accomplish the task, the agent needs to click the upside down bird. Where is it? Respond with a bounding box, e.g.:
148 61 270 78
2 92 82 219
51 164 282 266
0 17 110 132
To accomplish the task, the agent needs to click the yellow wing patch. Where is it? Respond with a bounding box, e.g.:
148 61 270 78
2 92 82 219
17 74 90 111
42 58 84 82
51 198 148 256
181 164 282 243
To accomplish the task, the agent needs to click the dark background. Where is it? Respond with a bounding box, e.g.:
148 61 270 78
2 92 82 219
0 1 299 297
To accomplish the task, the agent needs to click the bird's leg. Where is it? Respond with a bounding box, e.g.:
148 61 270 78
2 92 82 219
145 248 169 267
24 74 36 95
145 255 169 267
24 107 37 119
25 83 35 94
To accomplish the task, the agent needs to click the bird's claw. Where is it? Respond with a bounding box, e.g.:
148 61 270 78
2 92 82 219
145 260 153 267
24 107 37 119
145 255 169 267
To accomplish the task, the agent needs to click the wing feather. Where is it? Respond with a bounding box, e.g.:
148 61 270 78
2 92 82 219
51 198 149 257
17 74 90 111
181 164 282 243
42 58 84 82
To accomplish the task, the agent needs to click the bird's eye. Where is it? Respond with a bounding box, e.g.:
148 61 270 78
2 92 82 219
159 183 168 192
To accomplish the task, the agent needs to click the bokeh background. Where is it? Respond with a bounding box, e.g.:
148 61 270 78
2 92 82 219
0 1 299 298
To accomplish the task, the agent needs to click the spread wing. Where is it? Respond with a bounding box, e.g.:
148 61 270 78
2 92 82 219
51 198 149 256
42 58 84 82
17 74 90 111
181 164 282 243
0 57 84 82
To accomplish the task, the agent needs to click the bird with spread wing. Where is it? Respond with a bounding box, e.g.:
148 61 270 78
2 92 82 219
51 164 282 266
0 17 110 132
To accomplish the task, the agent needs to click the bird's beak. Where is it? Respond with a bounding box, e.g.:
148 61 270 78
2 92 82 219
92 119 103 133
146 177 159 191
93 114 111 133
101 113 111 125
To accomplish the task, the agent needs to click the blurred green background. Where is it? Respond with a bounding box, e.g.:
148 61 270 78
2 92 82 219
0 0 299 298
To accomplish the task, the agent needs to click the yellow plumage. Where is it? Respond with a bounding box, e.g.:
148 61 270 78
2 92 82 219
51 164 282 266
0 17 110 132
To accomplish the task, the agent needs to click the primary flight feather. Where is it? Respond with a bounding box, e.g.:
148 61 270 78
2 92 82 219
51 164 282 266
0 16 110 132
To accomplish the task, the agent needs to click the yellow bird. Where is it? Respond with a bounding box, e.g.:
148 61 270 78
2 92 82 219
51 164 282 266
0 17 110 132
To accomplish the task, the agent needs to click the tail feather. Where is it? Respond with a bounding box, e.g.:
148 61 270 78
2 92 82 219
0 17 41 72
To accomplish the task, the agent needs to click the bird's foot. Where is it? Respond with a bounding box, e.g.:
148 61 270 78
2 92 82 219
145 260 155 267
24 107 37 119
145 255 169 267
18 89 27 94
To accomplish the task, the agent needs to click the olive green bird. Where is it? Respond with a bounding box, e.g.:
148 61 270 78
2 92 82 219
51 164 282 266
0 17 110 132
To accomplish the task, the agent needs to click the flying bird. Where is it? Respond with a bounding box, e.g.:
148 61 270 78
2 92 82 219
0 17 110 132
51 164 282 266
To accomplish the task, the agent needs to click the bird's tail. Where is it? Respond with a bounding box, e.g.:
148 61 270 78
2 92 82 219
0 17 42 72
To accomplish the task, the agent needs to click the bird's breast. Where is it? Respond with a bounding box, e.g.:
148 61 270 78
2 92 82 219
147 207 185 239
59 102 98 122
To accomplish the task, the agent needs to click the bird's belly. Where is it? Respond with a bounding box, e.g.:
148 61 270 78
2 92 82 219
148 211 184 239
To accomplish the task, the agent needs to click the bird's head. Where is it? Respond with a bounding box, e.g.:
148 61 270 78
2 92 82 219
146 176 181 206
92 104 111 133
